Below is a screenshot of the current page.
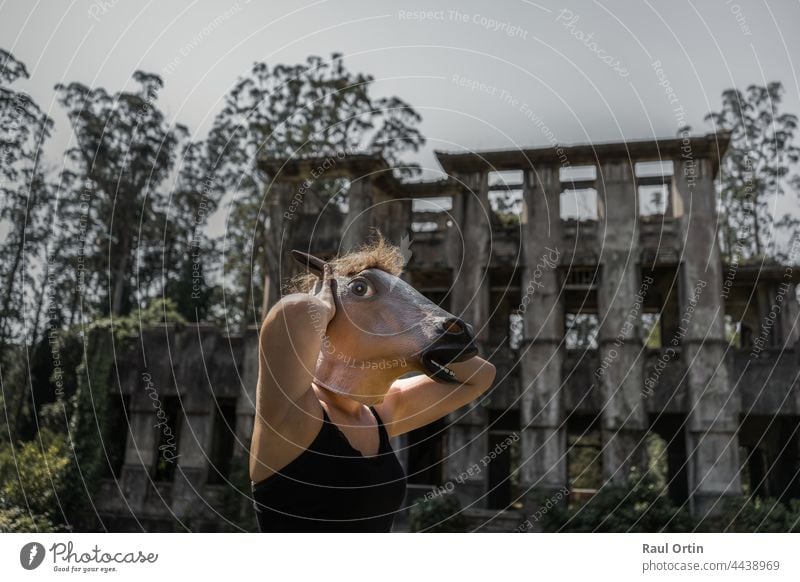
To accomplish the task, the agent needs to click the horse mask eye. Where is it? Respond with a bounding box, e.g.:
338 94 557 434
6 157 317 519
347 277 375 298
290 250 376 298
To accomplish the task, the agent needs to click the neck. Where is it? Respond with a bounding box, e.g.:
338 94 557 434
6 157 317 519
312 380 365 414
312 353 408 407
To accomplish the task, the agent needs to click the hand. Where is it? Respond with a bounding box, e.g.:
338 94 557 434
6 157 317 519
309 263 337 333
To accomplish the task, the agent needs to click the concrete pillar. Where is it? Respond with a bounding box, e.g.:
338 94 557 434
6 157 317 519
444 402 488 507
442 171 492 507
596 160 648 485
780 282 799 348
675 156 742 516
370 183 410 246
519 165 567 501
756 283 779 348
120 408 158 511
341 178 373 252
166 382 210 518
446 171 491 346
172 411 212 517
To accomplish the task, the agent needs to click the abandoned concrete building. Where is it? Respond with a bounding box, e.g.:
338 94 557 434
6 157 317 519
97 133 800 531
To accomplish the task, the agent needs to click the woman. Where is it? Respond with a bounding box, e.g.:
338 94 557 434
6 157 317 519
249 236 496 532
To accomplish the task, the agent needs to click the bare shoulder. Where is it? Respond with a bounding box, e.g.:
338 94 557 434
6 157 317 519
259 293 318 339
256 294 328 422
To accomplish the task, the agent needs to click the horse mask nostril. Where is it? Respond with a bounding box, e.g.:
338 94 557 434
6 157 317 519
441 317 470 338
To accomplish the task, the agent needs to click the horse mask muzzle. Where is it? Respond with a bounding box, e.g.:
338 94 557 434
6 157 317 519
292 249 478 384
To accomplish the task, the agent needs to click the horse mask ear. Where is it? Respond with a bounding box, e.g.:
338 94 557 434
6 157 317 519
291 250 328 278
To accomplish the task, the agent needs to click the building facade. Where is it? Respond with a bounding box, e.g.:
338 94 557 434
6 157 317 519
98 134 800 531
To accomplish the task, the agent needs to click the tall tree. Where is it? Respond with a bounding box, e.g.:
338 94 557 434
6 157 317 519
208 53 424 182
705 82 800 262
0 49 54 363
158 140 222 322
55 71 187 316
208 53 425 326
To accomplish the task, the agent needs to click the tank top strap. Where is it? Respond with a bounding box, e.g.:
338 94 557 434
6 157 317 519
309 404 349 455
368 406 390 451
317 406 341 445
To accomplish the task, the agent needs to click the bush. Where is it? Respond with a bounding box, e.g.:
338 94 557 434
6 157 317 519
538 471 800 532
699 497 800 532
0 427 71 523
409 493 468 532
540 472 693 532
0 505 63 533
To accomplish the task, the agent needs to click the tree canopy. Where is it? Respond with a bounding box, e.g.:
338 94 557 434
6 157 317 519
705 81 800 262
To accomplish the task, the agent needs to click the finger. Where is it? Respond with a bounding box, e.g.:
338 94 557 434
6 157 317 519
320 265 334 300
320 265 336 313
328 276 337 304
312 264 329 296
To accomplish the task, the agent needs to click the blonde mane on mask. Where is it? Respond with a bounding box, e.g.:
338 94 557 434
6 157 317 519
286 229 405 294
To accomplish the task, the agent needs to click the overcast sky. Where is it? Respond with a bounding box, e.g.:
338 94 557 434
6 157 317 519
3 0 799 183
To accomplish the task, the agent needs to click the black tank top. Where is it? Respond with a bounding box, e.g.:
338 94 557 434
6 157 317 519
251 406 407 532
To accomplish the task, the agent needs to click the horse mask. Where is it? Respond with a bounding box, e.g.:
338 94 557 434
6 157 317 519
291 249 479 405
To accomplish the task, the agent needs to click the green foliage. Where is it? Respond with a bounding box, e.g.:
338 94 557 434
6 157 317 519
60 328 113 528
164 246 219 322
698 496 800 533
157 140 222 323
55 71 221 318
489 189 523 227
541 472 693 532
706 82 800 261
208 53 426 328
0 428 70 523
208 53 424 181
409 494 468 532
494 211 521 228
540 468 800 532
0 506 62 533
61 298 186 528
0 347 29 443
0 49 54 365
1 272 190 531
81 297 186 341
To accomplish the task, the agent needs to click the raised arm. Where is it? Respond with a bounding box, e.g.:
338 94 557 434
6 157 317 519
375 355 496 437
254 264 336 427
